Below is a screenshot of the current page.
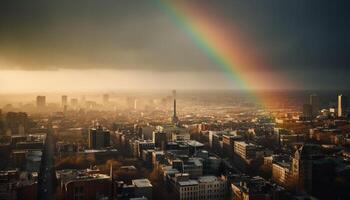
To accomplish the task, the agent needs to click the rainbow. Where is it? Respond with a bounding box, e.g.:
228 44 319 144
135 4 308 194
155 0 291 108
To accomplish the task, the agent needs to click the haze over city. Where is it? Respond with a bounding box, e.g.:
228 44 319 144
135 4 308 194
0 1 350 200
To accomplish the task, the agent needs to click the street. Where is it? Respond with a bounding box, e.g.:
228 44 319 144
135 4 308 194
38 126 55 200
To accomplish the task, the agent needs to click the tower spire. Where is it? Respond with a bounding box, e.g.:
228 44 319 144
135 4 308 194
172 90 179 124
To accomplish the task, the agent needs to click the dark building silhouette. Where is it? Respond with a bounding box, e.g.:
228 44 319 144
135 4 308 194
5 112 28 135
88 126 110 149
309 94 320 117
172 90 179 125
302 104 313 120
153 131 167 150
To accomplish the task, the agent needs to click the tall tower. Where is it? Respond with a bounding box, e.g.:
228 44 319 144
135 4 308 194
103 94 109 105
36 96 46 109
338 94 348 117
309 94 319 117
172 90 179 124
62 95 68 107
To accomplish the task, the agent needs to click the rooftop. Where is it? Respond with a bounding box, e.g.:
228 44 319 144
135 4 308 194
187 140 204 147
234 141 256 147
274 161 291 168
178 180 198 186
198 176 218 183
132 179 152 188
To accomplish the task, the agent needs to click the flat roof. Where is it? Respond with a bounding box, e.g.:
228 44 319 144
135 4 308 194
178 180 198 186
234 141 255 147
132 179 152 187
274 162 291 168
198 176 218 183
187 140 204 147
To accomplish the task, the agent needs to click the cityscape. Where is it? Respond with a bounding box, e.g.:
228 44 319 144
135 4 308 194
1 1 350 200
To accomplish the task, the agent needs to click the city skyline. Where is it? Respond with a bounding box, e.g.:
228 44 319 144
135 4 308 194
1 1 350 200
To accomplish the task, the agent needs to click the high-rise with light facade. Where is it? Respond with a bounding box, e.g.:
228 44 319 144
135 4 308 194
70 98 78 109
61 95 68 107
338 94 348 117
36 96 46 108
103 94 109 105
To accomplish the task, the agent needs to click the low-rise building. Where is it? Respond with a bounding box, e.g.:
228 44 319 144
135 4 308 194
198 176 228 200
231 176 286 200
56 169 111 200
132 179 153 200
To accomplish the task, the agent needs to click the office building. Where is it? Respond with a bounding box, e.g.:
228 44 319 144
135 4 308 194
132 179 153 200
198 176 228 200
234 141 257 161
70 98 78 109
5 112 28 135
61 95 68 107
172 158 203 179
134 99 138 110
88 126 111 149
173 174 227 200
57 169 111 200
302 104 313 119
309 94 319 117
338 94 348 117
151 150 165 166
127 97 135 110
36 96 46 108
231 176 286 200
222 135 243 157
272 161 294 189
132 140 155 158
114 178 153 199
291 144 323 193
187 140 204 156
174 173 199 200
152 131 167 150
103 94 109 105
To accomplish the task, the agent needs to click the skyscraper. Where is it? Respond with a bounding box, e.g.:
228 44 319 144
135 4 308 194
338 94 348 117
88 126 110 149
70 98 78 109
61 95 68 107
134 99 138 110
172 90 179 124
302 104 313 120
6 112 28 135
152 130 167 150
36 96 46 108
309 94 319 117
103 94 109 105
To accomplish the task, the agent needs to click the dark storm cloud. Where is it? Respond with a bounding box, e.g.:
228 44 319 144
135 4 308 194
202 0 350 71
0 0 349 74
0 0 213 71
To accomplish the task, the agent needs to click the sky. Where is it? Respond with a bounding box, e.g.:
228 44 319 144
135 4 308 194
0 0 349 92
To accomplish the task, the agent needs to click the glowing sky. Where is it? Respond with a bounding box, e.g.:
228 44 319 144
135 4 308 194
0 0 349 91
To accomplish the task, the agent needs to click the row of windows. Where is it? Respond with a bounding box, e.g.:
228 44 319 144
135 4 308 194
200 189 226 193
200 183 225 188
199 194 225 198
180 186 198 191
